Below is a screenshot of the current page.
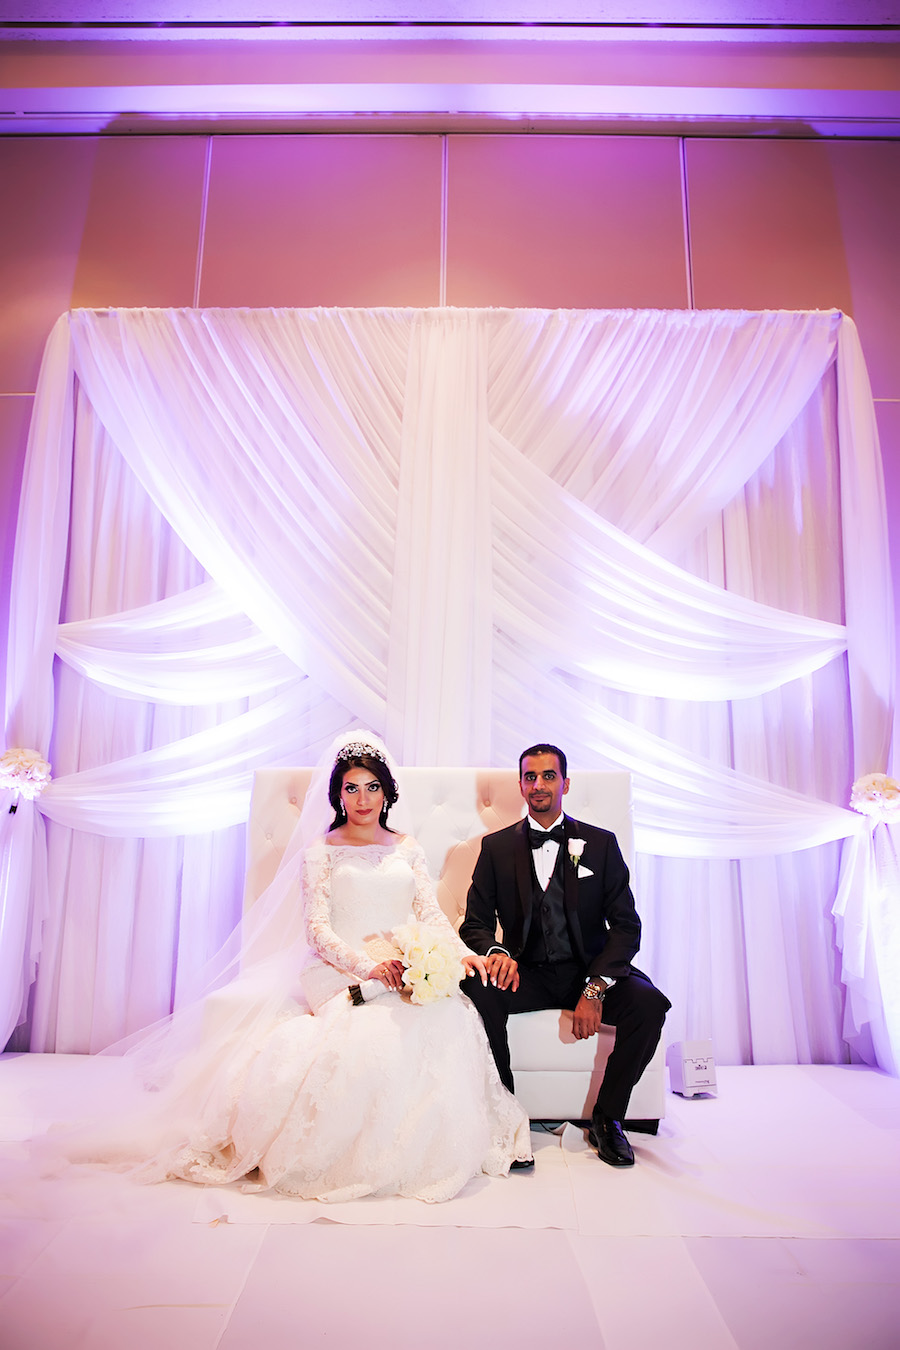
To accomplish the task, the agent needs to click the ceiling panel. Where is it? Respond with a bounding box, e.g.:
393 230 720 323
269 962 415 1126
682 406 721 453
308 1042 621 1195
3 2 900 29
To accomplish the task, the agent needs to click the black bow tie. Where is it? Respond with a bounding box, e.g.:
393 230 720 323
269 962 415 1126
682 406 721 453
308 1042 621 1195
528 825 566 849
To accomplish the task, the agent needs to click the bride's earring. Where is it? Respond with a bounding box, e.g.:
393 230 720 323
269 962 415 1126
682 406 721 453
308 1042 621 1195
337 802 347 822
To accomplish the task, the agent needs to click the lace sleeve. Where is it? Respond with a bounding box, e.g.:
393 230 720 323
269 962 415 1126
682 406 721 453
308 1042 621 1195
302 844 378 980
406 840 471 957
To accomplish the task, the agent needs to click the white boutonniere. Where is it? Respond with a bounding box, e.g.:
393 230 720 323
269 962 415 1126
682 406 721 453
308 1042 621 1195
567 838 586 871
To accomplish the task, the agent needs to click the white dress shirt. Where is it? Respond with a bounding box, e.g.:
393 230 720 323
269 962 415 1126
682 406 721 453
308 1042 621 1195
529 812 564 891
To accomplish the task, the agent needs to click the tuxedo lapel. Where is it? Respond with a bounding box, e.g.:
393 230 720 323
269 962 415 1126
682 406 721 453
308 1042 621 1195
513 818 533 943
562 816 587 963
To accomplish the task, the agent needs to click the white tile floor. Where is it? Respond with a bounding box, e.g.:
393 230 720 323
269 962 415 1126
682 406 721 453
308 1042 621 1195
2 1055 900 1350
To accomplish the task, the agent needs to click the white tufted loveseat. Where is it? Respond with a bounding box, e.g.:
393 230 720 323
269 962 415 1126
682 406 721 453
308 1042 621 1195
244 766 665 1129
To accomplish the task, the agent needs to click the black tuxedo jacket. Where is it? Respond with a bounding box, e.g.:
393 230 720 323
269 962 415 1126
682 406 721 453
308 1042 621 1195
460 814 641 983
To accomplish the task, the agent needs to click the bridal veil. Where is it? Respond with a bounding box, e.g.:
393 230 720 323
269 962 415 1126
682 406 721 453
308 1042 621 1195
42 728 397 1169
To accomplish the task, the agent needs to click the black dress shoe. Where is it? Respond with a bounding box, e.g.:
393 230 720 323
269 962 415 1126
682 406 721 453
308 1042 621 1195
588 1114 634 1167
509 1156 535 1171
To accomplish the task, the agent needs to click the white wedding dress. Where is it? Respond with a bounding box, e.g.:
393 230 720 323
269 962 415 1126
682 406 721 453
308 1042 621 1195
146 837 532 1203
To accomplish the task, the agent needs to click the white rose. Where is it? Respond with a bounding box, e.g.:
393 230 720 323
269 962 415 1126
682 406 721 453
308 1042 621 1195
567 838 586 866
0 748 52 800
411 979 441 1006
850 773 900 822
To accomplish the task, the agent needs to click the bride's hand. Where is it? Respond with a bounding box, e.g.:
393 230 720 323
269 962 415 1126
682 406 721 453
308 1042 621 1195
372 959 405 991
462 953 489 986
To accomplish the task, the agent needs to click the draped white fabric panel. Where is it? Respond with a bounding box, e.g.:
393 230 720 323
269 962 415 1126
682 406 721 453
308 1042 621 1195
491 430 846 700
55 582 300 703
2 307 895 1074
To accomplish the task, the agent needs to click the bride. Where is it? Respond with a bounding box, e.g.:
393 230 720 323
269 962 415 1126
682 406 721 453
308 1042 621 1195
112 732 533 1203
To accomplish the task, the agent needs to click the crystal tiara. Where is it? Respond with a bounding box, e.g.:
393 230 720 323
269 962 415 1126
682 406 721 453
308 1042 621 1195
335 741 387 765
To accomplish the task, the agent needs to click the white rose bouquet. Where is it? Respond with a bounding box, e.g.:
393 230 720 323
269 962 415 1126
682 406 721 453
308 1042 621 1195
392 921 465 1006
0 748 52 813
850 773 900 825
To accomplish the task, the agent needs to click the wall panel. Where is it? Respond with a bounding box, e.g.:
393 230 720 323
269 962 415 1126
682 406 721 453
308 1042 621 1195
0 137 97 393
876 399 900 768
686 139 854 314
827 141 900 402
71 136 207 310
0 395 32 717
446 135 688 309
200 135 442 308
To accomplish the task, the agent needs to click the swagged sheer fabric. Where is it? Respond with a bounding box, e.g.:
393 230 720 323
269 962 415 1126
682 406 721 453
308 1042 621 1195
1 307 896 1074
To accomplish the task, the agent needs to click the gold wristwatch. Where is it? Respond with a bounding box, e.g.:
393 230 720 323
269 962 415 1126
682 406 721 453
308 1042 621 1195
583 978 607 1002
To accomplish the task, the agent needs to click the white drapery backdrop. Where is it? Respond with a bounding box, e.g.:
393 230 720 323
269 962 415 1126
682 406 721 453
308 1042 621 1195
2 307 897 1074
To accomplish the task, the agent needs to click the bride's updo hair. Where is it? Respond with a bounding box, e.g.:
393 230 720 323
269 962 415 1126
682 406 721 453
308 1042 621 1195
327 745 399 831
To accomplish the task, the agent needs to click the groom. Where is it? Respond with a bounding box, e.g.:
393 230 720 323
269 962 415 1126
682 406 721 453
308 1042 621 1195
461 744 670 1167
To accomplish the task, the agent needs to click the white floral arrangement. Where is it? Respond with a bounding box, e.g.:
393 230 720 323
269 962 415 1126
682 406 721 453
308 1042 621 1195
0 747 52 810
850 773 900 824
392 921 465 1006
567 837 586 869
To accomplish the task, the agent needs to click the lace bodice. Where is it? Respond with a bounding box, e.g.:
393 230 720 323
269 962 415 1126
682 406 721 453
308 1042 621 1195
302 836 469 981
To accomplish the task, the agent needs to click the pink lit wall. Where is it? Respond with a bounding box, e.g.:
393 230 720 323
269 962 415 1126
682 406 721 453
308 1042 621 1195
2 131 899 761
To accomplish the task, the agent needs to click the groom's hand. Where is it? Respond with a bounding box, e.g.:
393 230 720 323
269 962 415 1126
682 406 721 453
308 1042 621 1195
571 994 604 1040
484 952 519 992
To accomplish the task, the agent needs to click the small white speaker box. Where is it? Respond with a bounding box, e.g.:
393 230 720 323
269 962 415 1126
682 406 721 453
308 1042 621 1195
667 1039 717 1097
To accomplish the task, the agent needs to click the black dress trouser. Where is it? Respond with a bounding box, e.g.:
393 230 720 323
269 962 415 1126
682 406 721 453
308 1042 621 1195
463 959 670 1122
